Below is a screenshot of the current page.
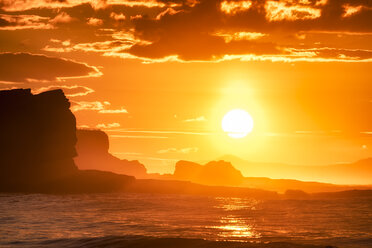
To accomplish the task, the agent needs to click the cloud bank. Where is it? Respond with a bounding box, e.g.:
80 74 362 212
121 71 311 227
1 0 371 63
0 53 101 83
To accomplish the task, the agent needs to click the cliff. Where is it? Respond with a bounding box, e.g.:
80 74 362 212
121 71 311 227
0 88 133 193
74 129 147 178
173 160 244 186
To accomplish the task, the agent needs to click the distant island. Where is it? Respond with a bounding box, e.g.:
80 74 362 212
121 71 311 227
1 88 371 199
73 128 372 193
75 129 147 177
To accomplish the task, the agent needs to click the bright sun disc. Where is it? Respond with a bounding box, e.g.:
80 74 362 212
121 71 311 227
222 109 254 138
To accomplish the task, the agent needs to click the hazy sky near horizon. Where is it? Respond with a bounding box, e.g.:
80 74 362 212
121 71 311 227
1 0 372 174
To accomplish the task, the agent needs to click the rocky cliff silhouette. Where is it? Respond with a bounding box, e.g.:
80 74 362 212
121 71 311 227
0 88 133 193
75 129 147 178
173 160 244 186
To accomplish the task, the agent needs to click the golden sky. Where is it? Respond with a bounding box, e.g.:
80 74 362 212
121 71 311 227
1 0 372 174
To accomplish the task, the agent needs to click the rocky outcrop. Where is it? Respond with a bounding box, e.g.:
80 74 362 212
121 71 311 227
173 160 244 186
75 129 147 178
0 88 133 193
0 89 77 186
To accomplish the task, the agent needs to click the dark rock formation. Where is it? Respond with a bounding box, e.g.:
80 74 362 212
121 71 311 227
172 160 202 181
284 189 309 199
0 89 77 187
0 88 133 193
173 160 244 186
75 129 147 178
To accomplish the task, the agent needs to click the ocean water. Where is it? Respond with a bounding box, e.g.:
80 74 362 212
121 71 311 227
0 193 371 248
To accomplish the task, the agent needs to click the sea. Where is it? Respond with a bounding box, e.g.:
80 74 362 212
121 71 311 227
0 193 371 248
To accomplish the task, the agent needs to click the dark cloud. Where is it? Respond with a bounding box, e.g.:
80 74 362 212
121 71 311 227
128 34 280 61
31 85 95 97
123 0 372 61
0 14 52 30
2 0 371 62
0 52 101 83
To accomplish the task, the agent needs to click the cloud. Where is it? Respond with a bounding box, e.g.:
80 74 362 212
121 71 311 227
77 123 121 129
42 30 151 54
106 0 180 8
360 132 372 135
50 12 76 25
0 52 101 83
213 31 267 42
155 7 183 20
71 100 128 113
220 0 252 14
183 116 207 122
98 108 128 113
264 0 321 21
342 4 372 18
0 0 105 11
0 0 179 11
0 0 69 11
32 85 95 97
96 122 121 128
110 135 169 139
44 40 127 53
87 17 103 26
115 0 372 62
71 101 109 112
110 12 126 21
105 129 212 135
283 47 372 61
215 53 372 63
4 0 371 63
157 147 198 153
0 14 52 30
130 14 143 20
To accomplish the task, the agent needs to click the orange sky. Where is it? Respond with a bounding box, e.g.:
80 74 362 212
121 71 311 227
1 0 372 174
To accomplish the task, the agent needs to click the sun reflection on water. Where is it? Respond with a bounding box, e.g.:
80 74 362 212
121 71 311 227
213 215 261 239
214 197 261 211
211 197 262 240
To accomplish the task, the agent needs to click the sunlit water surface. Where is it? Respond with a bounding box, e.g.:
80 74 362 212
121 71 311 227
0 193 371 247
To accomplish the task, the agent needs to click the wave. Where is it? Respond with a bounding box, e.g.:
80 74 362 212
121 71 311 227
3 236 339 248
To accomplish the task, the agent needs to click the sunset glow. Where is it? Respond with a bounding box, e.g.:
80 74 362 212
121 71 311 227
1 0 372 246
0 0 372 182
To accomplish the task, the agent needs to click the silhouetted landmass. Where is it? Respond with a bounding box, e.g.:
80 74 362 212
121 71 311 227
0 89 133 193
173 160 244 186
220 155 372 185
283 189 372 200
126 179 279 199
152 159 371 193
311 189 372 199
70 129 371 196
75 129 147 178
242 177 372 193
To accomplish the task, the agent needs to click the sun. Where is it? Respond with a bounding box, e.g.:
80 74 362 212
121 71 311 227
222 109 254 138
